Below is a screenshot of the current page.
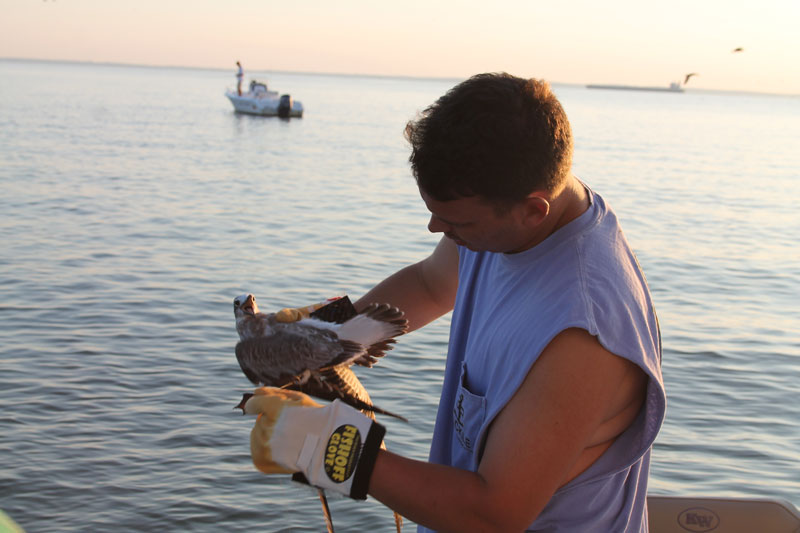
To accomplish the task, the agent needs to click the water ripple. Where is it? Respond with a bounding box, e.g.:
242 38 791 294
2 61 799 531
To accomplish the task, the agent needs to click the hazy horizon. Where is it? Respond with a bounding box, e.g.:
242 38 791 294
2 0 799 96
4 56 798 99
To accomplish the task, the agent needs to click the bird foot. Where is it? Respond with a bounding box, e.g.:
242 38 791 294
292 369 313 386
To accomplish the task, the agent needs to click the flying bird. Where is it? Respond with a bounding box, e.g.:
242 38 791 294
684 73 699 85
733 47 744 53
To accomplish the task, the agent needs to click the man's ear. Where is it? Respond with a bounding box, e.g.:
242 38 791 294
520 193 550 225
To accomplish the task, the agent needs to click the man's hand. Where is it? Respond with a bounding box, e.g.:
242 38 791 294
239 387 386 500
274 298 338 323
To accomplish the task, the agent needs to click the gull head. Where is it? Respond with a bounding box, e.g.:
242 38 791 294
233 293 259 318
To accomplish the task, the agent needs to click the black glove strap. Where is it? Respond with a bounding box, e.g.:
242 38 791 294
349 421 386 500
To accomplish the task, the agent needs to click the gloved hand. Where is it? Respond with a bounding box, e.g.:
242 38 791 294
239 387 386 500
274 297 340 323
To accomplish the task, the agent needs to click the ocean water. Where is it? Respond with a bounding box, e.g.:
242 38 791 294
0 59 798 532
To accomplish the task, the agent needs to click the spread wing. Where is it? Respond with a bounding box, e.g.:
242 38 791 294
309 296 407 367
235 324 362 387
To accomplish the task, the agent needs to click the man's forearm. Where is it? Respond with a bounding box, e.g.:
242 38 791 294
368 450 515 533
356 237 458 332
355 262 451 332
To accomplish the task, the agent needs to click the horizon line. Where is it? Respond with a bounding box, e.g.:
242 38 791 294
2 56 798 98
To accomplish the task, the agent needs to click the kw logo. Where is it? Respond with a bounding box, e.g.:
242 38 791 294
678 507 720 532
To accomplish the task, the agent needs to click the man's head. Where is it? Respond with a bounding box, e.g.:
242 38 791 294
405 73 574 210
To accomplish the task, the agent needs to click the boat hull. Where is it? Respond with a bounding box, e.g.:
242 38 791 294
225 91 304 117
586 84 684 93
647 496 800 532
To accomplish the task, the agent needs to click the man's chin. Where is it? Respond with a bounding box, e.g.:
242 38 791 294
446 235 466 247
450 237 478 251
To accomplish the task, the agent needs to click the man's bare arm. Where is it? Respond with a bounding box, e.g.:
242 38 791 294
368 328 648 532
355 236 458 332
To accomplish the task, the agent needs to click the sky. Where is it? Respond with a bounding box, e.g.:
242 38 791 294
2 0 799 95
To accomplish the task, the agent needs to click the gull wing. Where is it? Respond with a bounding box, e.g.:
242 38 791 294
235 324 362 387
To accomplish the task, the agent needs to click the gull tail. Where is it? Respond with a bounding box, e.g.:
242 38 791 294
302 366 409 421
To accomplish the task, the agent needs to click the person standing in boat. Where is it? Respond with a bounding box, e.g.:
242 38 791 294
236 61 244 96
245 73 666 532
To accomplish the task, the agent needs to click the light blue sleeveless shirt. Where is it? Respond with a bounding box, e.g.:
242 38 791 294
419 186 666 532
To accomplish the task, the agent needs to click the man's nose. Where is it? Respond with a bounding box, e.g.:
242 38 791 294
428 215 450 234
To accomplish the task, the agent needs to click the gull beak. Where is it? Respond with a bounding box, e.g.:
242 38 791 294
242 294 258 316
235 392 254 414
234 294 259 316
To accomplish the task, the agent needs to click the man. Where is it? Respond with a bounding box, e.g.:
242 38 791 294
236 61 244 96
247 73 666 531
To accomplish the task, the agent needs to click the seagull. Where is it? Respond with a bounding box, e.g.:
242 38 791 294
233 293 406 532
233 293 408 419
684 73 699 85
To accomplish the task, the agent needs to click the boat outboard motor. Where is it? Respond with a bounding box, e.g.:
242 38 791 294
278 94 293 118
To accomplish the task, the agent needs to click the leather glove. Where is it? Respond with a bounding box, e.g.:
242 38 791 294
274 298 339 323
240 387 385 500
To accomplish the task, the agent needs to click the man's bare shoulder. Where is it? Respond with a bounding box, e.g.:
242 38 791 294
477 327 648 519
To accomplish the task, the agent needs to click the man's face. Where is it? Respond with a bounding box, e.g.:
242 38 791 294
420 190 538 254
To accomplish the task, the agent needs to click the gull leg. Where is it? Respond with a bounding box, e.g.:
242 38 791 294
318 489 335 533
385 439 403 531
293 369 313 386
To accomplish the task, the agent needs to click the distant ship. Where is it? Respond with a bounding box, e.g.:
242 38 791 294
587 81 684 93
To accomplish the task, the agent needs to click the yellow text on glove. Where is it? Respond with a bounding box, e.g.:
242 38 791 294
324 424 361 483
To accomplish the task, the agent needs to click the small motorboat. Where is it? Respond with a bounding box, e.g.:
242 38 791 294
225 80 303 118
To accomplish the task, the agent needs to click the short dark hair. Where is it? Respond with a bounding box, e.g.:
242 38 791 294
405 73 573 206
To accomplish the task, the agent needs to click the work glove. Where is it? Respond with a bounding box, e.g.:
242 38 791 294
274 295 358 324
274 299 331 323
240 386 385 500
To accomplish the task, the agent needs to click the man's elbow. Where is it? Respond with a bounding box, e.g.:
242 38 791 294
484 508 538 533
451 493 541 533
443 512 534 533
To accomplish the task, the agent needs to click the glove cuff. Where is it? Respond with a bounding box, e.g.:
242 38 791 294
293 420 385 500
349 417 385 499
